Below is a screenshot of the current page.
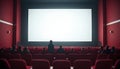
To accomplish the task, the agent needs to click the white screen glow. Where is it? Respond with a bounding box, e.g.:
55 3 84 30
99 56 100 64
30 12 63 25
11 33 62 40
28 9 92 42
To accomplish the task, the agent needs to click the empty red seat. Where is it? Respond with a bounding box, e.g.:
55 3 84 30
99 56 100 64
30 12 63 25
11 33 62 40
55 54 66 60
8 59 28 69
32 54 44 59
21 54 32 65
67 54 79 65
53 60 70 69
108 54 120 64
44 54 54 65
0 58 11 69
114 59 120 69
96 54 109 59
94 59 113 69
32 59 50 69
8 53 21 59
73 59 91 69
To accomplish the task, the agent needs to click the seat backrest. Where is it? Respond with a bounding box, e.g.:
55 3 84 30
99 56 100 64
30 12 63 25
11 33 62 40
114 59 120 69
53 60 70 69
0 59 11 69
55 54 66 60
94 59 113 69
32 54 44 59
21 54 32 65
44 54 54 65
8 54 21 59
108 54 120 64
8 59 27 69
97 54 108 59
73 59 91 69
32 59 50 69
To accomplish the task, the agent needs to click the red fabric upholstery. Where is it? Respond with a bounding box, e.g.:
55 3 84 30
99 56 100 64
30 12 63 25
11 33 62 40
96 54 109 59
53 60 70 69
21 54 32 65
44 54 54 65
73 59 91 69
114 59 120 69
67 54 79 65
8 54 21 59
0 58 11 69
32 54 44 59
8 59 27 69
108 54 120 64
32 59 50 69
55 54 66 60
94 59 113 69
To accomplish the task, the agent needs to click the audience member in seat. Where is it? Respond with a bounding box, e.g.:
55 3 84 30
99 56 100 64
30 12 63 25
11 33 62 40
17 46 23 54
10 45 17 53
57 45 65 53
69 48 75 53
104 45 111 54
110 46 115 54
41 47 46 54
0 48 4 54
48 40 54 53
98 46 104 54
22 47 30 54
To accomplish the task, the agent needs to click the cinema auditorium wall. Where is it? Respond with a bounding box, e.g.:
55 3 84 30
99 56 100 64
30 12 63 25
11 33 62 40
0 0 120 48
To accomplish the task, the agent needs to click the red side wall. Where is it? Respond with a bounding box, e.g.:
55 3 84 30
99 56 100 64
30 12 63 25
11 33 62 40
16 0 21 45
106 0 120 48
98 0 120 48
0 0 120 49
98 0 104 46
0 0 13 48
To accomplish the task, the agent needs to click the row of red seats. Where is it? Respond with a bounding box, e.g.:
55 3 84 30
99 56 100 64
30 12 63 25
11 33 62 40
1 53 120 66
0 58 120 69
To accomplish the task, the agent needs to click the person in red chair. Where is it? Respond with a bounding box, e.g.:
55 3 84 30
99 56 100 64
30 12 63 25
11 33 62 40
57 45 65 53
22 47 30 54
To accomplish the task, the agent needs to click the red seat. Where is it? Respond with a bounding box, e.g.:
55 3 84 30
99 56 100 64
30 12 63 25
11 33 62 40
94 59 113 69
32 59 50 69
55 54 66 60
8 59 28 69
32 54 44 59
21 54 32 65
44 54 54 65
114 59 120 69
73 59 91 69
53 60 70 69
68 54 78 65
8 54 21 59
96 54 109 59
108 54 120 64
0 58 11 69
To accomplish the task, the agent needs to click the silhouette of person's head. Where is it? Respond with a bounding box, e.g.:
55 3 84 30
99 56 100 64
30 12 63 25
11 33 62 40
50 40 52 43
18 46 21 49
60 45 62 48
43 47 46 51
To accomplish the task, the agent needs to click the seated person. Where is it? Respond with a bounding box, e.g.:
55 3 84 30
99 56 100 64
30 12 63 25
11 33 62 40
17 46 22 54
110 46 115 54
104 45 111 54
10 45 17 53
57 45 65 53
22 47 30 54
41 47 46 54
0 48 4 54
69 48 75 53
98 46 104 54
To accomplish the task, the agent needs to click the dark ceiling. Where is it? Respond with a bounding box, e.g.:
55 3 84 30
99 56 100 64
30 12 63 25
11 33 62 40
22 0 98 3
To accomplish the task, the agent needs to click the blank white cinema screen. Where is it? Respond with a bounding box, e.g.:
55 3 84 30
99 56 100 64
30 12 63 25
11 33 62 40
28 9 92 42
